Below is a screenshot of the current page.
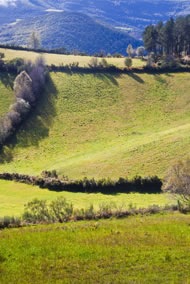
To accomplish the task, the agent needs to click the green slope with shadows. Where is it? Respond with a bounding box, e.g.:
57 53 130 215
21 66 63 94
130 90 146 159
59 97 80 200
0 72 190 179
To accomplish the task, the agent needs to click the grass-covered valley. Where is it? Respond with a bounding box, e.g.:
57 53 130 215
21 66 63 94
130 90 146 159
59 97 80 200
0 38 190 284
1 71 190 180
2 1 190 281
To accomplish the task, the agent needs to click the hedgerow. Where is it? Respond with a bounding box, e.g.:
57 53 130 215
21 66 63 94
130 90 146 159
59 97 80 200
0 172 162 194
0 57 48 147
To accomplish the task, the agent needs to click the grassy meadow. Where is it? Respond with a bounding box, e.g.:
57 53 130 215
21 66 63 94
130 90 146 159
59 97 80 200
1 72 190 179
0 179 174 217
0 51 190 282
0 48 146 68
0 214 190 283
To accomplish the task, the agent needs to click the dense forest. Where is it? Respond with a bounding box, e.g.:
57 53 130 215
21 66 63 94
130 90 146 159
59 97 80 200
143 15 190 56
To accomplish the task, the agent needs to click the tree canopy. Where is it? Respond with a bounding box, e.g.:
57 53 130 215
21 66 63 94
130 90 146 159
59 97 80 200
143 15 190 56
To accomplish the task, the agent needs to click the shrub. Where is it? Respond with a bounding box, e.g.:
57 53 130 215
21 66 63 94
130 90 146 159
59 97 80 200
136 46 145 57
98 202 116 218
124 58 133 69
88 57 99 68
100 58 109 68
6 111 21 127
74 205 95 220
50 197 73 222
160 55 180 69
41 170 58 179
22 199 51 224
11 99 31 117
7 58 25 73
0 216 21 229
112 53 122 58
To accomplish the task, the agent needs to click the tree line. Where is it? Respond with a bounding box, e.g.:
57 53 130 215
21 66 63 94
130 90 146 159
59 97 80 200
0 57 47 146
143 15 190 56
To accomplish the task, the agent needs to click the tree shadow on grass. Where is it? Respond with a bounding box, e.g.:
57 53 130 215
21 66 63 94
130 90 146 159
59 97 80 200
93 73 120 86
0 72 15 89
153 74 167 84
127 72 144 84
0 75 58 164
75 71 121 86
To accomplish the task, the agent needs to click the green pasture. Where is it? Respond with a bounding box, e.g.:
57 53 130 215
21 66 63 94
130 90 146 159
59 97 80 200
1 72 190 179
0 214 190 283
0 48 145 68
0 180 173 217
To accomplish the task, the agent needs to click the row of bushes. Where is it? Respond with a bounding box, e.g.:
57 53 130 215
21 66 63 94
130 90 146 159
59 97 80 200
0 172 162 194
0 197 178 229
1 55 190 75
48 62 190 74
0 57 48 146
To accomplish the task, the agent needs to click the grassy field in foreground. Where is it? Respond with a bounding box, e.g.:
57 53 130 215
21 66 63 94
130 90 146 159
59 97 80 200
0 214 190 283
1 72 190 178
0 180 173 217
0 48 145 68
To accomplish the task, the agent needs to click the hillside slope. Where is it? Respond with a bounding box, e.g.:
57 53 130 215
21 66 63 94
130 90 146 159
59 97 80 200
0 0 190 38
1 71 190 179
0 73 15 118
0 12 141 54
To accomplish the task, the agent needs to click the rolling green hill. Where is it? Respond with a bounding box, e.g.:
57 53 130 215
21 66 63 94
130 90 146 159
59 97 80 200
1 0 190 39
0 12 141 55
1 71 190 179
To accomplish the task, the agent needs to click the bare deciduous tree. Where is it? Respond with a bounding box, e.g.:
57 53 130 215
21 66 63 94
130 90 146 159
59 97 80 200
13 71 35 104
29 56 46 96
29 32 41 50
126 44 134 58
136 46 145 57
162 160 190 206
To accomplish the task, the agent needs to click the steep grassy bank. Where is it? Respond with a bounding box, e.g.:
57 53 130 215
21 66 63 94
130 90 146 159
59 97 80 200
1 72 190 178
0 73 14 118
0 214 190 283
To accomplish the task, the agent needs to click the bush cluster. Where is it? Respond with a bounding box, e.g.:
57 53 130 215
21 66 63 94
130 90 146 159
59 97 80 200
23 198 73 224
0 216 21 229
0 57 48 146
0 172 162 194
0 198 179 229
21 198 177 225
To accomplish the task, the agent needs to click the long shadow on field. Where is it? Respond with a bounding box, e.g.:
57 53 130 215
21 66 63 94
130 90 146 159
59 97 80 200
93 73 120 86
0 72 15 89
0 75 58 163
65 72 120 86
127 72 144 84
153 74 167 84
